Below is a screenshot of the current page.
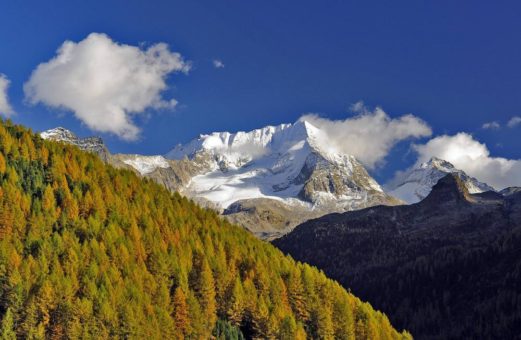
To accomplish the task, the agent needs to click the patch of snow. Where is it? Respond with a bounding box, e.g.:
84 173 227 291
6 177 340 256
122 155 170 175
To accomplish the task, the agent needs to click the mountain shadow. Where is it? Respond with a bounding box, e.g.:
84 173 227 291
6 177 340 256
274 174 521 339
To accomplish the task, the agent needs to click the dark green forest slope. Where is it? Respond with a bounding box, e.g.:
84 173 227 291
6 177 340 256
275 175 521 339
0 119 410 339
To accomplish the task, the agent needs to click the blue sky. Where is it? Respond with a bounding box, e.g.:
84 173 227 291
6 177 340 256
1 1 520 185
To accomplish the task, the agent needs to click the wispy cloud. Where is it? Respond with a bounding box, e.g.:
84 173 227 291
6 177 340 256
507 116 521 128
0 74 15 117
482 121 500 130
213 59 225 69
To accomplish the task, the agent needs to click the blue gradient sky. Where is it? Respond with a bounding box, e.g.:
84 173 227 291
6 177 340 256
1 0 520 183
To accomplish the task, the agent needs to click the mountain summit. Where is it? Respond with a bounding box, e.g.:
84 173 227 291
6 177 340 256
40 127 110 162
162 120 400 237
165 120 387 208
388 157 494 203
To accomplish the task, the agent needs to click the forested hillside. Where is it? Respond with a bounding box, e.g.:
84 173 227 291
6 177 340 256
274 175 521 339
0 119 410 339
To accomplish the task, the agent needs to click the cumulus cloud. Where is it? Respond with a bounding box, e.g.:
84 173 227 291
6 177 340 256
412 133 521 190
299 102 432 169
482 121 500 130
213 59 225 68
0 74 15 117
507 116 521 128
24 33 190 140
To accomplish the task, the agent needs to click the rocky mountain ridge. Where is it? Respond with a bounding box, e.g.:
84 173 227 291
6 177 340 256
40 127 111 162
40 123 401 238
388 157 495 203
165 120 389 206
41 124 499 240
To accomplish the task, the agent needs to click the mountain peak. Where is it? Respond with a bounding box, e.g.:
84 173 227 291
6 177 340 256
40 127 77 141
423 157 456 171
500 187 521 197
165 123 290 163
295 119 319 135
291 119 326 151
40 127 110 161
421 173 471 205
389 157 494 204
162 120 394 219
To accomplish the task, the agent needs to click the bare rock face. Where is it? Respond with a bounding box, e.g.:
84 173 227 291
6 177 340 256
420 172 471 205
40 127 111 162
112 154 212 194
223 198 316 239
294 152 398 207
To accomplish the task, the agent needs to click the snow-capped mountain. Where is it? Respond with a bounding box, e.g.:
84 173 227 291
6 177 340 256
40 121 400 238
165 120 391 209
500 187 521 197
40 127 110 161
389 157 495 204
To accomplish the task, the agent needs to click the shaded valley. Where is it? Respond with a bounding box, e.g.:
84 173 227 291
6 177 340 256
274 174 521 339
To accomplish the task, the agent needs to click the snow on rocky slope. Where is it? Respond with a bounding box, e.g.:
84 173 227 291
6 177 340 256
164 120 391 210
119 155 170 175
40 122 400 238
389 157 495 204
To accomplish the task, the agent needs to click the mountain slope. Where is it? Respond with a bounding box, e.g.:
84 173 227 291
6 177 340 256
166 121 401 238
165 120 391 209
41 123 400 239
0 120 410 339
388 157 494 203
274 174 521 339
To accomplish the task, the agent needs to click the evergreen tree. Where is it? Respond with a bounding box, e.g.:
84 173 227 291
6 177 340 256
191 256 217 332
278 315 297 340
287 268 309 321
0 308 16 340
172 287 190 338
227 278 245 327
213 319 245 340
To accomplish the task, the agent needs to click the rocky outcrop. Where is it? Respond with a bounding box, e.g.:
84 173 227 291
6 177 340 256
40 127 111 162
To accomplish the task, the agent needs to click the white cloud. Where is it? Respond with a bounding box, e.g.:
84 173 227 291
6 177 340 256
299 102 432 169
0 74 15 117
213 59 225 68
507 116 521 128
24 33 190 140
482 121 500 130
412 132 521 190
